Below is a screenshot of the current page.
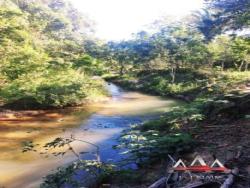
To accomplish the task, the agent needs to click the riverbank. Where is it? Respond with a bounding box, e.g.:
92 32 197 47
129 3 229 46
0 83 182 188
0 79 111 121
105 69 250 101
0 74 109 111
101 69 250 187
0 96 110 122
0 69 249 187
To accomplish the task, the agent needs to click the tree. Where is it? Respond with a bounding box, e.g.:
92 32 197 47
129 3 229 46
131 31 158 68
206 0 250 32
207 35 234 71
192 9 221 41
193 0 250 41
153 24 207 82
108 41 134 76
0 0 106 109
231 37 250 71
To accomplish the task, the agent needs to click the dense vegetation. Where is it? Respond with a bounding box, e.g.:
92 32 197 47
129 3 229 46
91 0 249 186
0 0 107 109
0 0 249 187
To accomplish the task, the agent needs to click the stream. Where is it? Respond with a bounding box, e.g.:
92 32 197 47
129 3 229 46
0 83 182 188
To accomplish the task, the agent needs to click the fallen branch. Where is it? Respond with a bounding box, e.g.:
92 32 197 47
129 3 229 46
69 134 101 163
220 168 239 188
181 181 203 188
220 146 242 188
181 181 221 188
148 177 166 188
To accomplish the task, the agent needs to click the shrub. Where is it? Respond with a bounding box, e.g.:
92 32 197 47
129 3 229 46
0 68 107 109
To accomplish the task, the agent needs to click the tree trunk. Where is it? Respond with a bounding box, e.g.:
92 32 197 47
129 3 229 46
220 168 239 188
208 57 214 68
221 62 224 71
245 62 249 71
119 62 124 76
171 66 176 83
238 61 244 72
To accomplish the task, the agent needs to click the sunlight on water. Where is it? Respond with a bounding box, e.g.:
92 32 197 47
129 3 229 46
0 83 182 188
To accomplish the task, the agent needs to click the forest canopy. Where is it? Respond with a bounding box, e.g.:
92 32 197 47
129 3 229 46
0 0 106 109
88 0 250 80
0 0 249 109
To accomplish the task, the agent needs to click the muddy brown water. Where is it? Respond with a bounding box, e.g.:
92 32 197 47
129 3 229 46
0 83 182 188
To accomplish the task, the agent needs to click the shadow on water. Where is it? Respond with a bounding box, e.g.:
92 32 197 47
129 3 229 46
0 83 182 188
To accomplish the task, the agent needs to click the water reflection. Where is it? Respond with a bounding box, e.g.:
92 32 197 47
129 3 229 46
0 83 181 188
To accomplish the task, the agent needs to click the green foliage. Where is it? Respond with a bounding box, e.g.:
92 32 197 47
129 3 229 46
208 0 250 31
41 162 81 188
118 128 194 164
73 55 105 75
111 67 249 170
106 24 209 78
194 0 250 40
41 160 114 188
0 69 106 108
21 136 115 187
231 37 250 71
113 98 206 165
0 2 107 109
104 1 250 74
99 169 145 185
112 69 208 100
207 35 236 70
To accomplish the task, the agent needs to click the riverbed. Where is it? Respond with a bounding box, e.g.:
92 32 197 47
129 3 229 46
0 83 181 188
